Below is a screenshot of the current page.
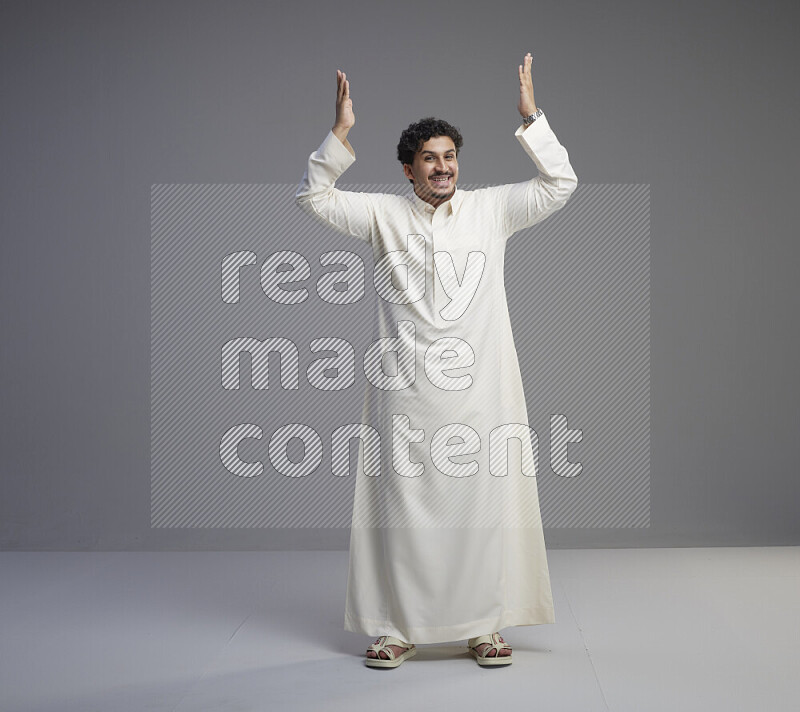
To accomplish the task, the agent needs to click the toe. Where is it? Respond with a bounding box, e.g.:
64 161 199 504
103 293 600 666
365 649 390 659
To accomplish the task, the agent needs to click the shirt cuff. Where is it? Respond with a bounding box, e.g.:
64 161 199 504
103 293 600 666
514 112 555 166
319 130 357 172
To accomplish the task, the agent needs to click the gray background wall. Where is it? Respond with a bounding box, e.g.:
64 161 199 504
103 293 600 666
1 0 797 550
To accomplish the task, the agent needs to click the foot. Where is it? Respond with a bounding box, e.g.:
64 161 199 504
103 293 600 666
468 632 512 665
366 635 413 661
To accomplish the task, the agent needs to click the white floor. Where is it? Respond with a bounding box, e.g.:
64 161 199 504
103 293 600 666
0 547 798 712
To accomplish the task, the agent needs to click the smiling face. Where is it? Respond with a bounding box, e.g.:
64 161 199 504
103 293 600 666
402 135 459 208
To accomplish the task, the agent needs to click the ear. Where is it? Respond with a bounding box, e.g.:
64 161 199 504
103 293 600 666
402 163 414 182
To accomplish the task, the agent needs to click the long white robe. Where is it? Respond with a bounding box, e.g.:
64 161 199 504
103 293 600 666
296 113 578 644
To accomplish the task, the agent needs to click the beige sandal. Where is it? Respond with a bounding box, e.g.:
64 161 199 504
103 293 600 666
468 632 513 666
365 635 417 668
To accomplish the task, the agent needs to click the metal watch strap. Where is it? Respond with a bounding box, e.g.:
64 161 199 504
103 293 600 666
522 107 544 127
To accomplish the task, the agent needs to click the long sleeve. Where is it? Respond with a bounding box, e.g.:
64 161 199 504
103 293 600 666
495 112 578 238
294 130 378 243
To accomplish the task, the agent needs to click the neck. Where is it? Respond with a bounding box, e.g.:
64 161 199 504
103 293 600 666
415 186 455 208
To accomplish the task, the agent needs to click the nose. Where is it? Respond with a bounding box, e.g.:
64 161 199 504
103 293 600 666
434 158 447 173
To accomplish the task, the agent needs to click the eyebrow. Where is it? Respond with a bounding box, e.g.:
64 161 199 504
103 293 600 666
420 149 456 156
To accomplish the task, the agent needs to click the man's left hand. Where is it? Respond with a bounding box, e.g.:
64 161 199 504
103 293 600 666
517 52 537 118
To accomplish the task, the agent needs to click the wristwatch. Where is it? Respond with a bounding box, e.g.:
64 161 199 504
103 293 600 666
522 107 544 127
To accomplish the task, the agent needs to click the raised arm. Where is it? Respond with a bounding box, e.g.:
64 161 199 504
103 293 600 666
496 52 578 238
294 70 377 243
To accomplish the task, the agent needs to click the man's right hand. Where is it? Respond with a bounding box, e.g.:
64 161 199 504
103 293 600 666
332 70 355 151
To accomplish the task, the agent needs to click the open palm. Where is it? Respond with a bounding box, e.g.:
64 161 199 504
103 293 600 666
517 52 537 117
335 70 355 130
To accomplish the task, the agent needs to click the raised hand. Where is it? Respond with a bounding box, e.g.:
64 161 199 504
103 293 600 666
517 52 537 118
334 69 355 132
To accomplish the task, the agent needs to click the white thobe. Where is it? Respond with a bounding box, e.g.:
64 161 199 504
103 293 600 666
295 113 578 644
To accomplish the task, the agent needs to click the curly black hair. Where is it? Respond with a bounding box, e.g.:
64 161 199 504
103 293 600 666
396 118 463 180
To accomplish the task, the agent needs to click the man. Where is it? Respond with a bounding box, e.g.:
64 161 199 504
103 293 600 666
295 53 577 667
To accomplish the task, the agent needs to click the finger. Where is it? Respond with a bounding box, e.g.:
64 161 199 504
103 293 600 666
345 79 350 98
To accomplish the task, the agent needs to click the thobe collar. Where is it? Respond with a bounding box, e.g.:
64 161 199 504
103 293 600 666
409 185 464 217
